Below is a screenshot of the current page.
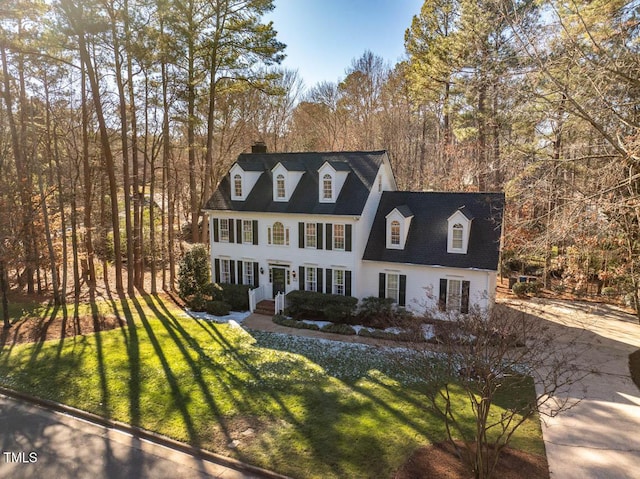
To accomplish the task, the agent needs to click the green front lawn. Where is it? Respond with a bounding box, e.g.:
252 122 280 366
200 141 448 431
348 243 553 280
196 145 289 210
0 295 544 478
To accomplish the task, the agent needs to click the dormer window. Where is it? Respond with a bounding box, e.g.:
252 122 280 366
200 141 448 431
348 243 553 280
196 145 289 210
452 224 463 249
390 221 400 246
276 174 285 199
318 161 348 203
233 174 242 197
386 206 413 249
447 208 473 254
323 174 333 200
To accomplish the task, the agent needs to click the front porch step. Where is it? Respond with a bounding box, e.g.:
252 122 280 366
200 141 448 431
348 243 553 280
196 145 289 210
254 300 276 316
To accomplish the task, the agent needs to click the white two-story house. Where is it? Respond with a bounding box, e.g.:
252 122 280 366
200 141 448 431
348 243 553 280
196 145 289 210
203 146 504 314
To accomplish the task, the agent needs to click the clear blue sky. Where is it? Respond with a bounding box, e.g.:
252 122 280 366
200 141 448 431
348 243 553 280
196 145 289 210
264 0 424 89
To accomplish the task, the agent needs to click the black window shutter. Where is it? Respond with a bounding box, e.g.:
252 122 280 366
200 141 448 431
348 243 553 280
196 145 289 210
237 261 243 285
345 224 352 252
399 275 407 307
439 279 448 311
252 220 259 245
325 224 332 250
236 220 242 244
253 262 259 287
317 223 323 250
378 273 385 299
298 222 305 248
317 268 323 293
299 266 305 291
229 219 235 243
214 259 220 284
461 281 470 314
230 260 236 284
345 270 352 296
213 219 219 242
325 268 332 294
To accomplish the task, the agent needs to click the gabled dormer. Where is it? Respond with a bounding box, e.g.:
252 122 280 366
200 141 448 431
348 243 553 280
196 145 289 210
447 206 473 254
229 163 262 201
271 161 305 202
385 205 413 249
318 161 350 203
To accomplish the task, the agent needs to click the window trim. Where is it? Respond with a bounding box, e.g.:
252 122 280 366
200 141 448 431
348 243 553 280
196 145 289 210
276 174 286 199
220 259 231 283
333 224 345 250
219 219 230 243
322 174 333 200
305 223 317 249
386 273 400 303
390 220 400 246
268 221 289 246
305 267 317 292
243 261 254 286
333 269 345 295
242 220 253 244
452 223 464 250
233 174 242 198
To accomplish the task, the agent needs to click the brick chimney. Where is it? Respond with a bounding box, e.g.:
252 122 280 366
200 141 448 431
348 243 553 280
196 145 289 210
251 141 267 154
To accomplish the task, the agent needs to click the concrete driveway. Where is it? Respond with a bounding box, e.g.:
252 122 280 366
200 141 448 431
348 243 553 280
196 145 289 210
0 394 263 479
503 298 640 479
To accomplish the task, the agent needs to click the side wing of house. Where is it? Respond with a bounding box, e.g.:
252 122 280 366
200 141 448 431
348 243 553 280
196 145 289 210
362 191 505 314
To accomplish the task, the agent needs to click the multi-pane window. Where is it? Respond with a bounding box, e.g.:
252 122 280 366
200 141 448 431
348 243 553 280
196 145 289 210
452 224 464 249
234 174 242 197
305 223 316 248
276 174 285 198
220 259 231 283
333 269 345 295
244 262 254 286
390 220 400 245
386 273 399 303
242 220 253 244
323 174 332 199
305 267 317 292
447 279 462 311
269 222 289 245
333 224 345 250
220 219 230 242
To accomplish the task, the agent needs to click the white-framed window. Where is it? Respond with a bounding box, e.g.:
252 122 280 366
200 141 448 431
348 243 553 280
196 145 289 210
386 273 399 303
242 220 253 244
452 224 464 250
305 267 317 292
323 174 333 200
268 222 289 246
447 279 462 311
276 174 285 199
390 220 400 246
333 269 345 295
220 259 231 283
234 174 242 197
220 219 230 242
243 261 254 286
333 224 345 250
305 223 316 248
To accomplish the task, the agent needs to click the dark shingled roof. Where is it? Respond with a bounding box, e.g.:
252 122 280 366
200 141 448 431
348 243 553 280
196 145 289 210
204 151 387 215
363 191 504 270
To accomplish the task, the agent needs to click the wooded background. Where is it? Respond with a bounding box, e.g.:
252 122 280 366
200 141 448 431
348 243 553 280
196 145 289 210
0 0 638 318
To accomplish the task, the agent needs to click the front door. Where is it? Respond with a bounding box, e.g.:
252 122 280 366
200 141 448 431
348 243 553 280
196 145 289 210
272 267 286 298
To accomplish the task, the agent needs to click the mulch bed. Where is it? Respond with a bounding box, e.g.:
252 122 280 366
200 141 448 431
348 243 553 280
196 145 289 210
394 441 549 479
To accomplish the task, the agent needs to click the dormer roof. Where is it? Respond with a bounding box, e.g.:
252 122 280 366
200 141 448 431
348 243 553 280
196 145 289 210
204 151 389 216
363 191 504 270
388 205 413 219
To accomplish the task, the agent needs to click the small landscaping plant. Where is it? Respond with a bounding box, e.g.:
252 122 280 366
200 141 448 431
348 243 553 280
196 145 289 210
320 323 357 335
512 281 541 297
273 314 320 330
204 300 231 316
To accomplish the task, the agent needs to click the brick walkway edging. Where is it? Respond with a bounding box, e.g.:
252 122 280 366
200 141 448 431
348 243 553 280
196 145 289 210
0 385 291 479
